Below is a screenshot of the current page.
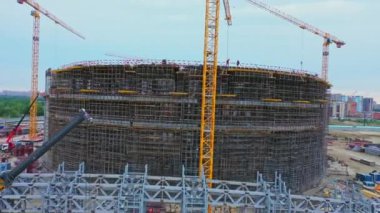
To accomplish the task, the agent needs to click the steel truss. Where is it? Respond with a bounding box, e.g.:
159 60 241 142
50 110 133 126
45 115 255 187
0 163 379 212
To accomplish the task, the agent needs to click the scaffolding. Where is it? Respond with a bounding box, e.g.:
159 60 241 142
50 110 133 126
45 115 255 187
46 59 330 193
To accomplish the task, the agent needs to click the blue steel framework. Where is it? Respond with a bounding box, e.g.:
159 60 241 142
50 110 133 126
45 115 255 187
0 163 379 213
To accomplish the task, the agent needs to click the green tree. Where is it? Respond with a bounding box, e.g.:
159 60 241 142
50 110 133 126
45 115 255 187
0 96 45 118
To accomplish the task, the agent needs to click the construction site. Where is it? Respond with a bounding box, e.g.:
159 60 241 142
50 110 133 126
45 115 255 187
1 0 380 212
46 60 329 193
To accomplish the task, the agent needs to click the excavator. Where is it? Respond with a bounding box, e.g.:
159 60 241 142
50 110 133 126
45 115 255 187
0 109 91 191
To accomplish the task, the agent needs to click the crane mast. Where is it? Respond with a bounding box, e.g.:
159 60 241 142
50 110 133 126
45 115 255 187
199 0 221 182
245 0 345 81
322 37 330 81
17 0 85 139
29 10 40 139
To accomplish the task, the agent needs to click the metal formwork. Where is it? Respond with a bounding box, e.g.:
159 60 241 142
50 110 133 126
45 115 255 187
1 163 379 212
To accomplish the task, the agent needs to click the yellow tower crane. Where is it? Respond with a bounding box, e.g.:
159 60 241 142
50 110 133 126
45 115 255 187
17 0 84 140
199 0 231 184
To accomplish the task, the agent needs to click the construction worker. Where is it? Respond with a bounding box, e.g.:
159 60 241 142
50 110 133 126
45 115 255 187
226 58 230 66
237 60 240 67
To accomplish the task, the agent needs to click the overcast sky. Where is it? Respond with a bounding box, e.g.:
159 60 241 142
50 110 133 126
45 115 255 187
0 0 379 101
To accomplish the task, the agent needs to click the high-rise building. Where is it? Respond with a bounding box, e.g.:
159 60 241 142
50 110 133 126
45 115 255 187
373 104 380 112
347 101 357 117
352 96 363 113
330 94 377 118
363 98 374 112
330 101 346 119
331 94 343 102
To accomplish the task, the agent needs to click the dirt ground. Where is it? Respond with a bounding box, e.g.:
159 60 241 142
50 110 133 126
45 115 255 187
304 130 380 197
331 130 380 143
328 131 380 174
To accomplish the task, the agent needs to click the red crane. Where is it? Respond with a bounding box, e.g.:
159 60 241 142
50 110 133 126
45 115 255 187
0 109 91 191
245 0 345 81
17 0 84 140
4 94 40 154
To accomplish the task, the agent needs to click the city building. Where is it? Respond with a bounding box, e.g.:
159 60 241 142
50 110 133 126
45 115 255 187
363 98 374 112
331 94 343 102
373 112 380 120
347 101 358 117
352 96 363 113
330 101 346 119
329 94 377 119
373 104 380 112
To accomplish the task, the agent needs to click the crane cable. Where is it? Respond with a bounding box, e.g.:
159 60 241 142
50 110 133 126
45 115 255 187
226 25 230 64
300 30 305 71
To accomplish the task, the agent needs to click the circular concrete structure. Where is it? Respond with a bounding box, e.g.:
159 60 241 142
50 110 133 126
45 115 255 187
46 60 329 192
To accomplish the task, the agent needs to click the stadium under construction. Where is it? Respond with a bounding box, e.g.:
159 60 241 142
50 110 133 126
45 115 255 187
45 59 330 193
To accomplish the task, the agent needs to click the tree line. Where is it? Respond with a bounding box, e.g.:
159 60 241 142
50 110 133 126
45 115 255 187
0 96 44 118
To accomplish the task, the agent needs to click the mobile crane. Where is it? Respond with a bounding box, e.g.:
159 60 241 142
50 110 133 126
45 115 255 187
0 109 91 191
1 94 39 154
